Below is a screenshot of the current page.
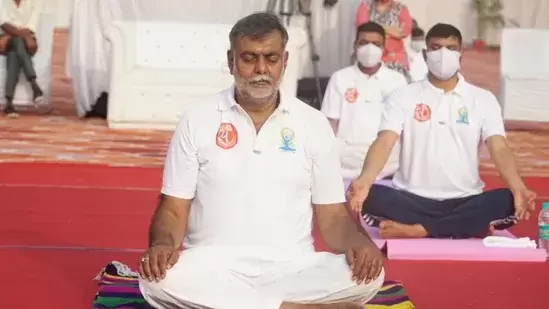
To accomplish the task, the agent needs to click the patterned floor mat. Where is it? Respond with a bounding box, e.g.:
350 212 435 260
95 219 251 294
93 261 414 308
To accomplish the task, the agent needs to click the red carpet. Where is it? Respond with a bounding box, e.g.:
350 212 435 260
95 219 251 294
0 162 547 308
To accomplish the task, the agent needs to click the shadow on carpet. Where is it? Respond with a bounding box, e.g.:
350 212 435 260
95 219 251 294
93 261 414 308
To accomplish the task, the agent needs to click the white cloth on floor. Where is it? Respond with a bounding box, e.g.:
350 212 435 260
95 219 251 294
139 247 384 309
482 236 537 249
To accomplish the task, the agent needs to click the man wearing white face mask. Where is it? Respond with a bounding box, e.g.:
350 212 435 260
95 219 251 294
346 23 536 239
321 22 407 181
138 13 385 309
408 27 428 82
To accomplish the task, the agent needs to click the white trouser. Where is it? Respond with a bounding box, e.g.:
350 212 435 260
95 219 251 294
140 247 384 309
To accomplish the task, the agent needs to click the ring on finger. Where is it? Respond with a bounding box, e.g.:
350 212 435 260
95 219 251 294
141 256 150 262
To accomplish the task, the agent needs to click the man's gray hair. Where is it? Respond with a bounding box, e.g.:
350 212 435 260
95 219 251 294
229 12 289 50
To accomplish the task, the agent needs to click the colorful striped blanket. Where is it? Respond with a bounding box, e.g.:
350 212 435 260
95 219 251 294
93 261 414 308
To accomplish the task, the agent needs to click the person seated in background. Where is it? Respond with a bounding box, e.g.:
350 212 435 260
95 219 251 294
0 0 44 118
408 27 428 82
138 12 384 309
346 23 536 239
355 0 412 79
321 22 406 180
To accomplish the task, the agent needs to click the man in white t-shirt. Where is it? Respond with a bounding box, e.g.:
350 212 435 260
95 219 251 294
0 0 45 118
346 23 536 239
321 22 407 180
408 27 428 82
138 13 384 309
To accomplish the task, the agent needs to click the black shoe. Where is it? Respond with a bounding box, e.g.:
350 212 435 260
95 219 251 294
3 104 19 118
31 80 44 105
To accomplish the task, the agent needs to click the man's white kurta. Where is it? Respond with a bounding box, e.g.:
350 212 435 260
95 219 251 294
142 87 384 309
380 76 506 200
162 86 345 256
321 65 407 179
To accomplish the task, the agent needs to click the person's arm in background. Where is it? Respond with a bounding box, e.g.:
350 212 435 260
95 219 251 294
320 74 343 134
384 4 412 39
355 1 370 27
398 5 412 38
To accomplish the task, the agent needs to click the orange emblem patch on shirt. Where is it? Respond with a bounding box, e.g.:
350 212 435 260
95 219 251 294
344 88 358 103
216 123 238 149
414 103 431 122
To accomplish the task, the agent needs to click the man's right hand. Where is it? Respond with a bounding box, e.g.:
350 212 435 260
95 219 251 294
138 244 179 282
346 180 370 214
0 35 10 53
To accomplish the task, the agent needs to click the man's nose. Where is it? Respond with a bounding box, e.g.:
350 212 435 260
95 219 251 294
254 57 267 75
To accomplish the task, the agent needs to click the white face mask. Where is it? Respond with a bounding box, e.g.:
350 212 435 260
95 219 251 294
356 43 383 68
425 47 461 80
410 40 426 52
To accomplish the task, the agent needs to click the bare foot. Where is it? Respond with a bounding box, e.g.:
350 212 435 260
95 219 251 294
379 220 428 239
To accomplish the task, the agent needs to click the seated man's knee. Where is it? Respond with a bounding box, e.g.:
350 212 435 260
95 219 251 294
352 268 385 302
10 36 24 44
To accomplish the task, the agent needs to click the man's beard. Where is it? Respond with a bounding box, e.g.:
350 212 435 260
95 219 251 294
234 65 285 103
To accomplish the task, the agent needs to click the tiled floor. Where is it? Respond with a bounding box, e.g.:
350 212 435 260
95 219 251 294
1 31 549 175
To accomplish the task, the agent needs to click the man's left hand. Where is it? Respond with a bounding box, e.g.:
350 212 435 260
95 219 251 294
513 187 536 220
345 243 384 284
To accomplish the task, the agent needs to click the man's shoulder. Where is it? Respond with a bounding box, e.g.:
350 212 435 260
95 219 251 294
289 97 332 130
390 80 423 98
178 90 227 123
463 81 497 101
330 65 357 82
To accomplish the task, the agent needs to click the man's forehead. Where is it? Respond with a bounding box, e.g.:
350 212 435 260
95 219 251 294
234 32 285 53
428 36 460 45
357 31 383 41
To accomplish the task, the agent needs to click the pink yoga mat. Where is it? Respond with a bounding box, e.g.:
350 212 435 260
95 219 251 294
387 231 547 262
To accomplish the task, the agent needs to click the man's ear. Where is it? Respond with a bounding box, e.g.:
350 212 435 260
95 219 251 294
227 50 234 75
284 51 289 69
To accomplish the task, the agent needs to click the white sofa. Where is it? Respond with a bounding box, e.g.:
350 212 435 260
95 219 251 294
106 21 306 130
0 12 55 109
500 28 549 122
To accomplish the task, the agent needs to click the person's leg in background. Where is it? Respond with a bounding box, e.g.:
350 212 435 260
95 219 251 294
427 189 516 239
361 184 443 238
362 186 516 239
4 45 21 118
10 36 43 103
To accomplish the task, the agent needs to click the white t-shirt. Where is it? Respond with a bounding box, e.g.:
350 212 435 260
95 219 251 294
0 0 43 33
321 65 407 179
380 76 506 200
162 87 345 257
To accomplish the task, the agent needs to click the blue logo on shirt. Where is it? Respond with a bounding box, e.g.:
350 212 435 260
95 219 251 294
279 128 296 152
456 107 469 124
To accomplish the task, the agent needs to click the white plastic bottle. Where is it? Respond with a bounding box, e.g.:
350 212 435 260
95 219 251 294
538 202 549 258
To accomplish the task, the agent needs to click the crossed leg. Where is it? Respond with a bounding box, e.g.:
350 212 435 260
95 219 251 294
140 248 384 309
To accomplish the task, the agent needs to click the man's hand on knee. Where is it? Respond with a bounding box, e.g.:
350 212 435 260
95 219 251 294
138 245 180 282
0 35 10 53
346 243 384 285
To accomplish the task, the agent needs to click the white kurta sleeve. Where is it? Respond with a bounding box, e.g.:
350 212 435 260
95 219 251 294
379 88 405 135
480 91 506 140
161 112 200 199
310 116 346 205
320 75 342 120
